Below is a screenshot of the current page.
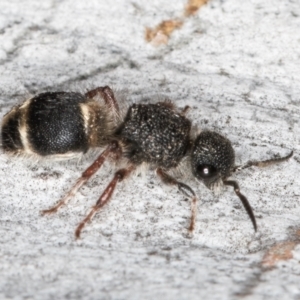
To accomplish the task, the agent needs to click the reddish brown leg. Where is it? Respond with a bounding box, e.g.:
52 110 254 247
41 142 121 215
181 105 190 116
85 86 120 116
75 165 135 239
156 168 197 232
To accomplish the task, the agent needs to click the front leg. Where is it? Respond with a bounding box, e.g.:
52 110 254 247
156 168 197 232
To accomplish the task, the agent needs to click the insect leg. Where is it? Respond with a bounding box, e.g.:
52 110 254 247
181 105 190 116
85 86 120 117
75 165 135 239
41 141 121 215
156 168 197 232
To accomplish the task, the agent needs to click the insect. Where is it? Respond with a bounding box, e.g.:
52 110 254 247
1 86 293 238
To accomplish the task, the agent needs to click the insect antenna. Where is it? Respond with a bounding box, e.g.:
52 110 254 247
223 180 257 232
234 150 293 171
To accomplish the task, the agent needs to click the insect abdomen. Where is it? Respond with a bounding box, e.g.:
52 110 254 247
1 92 109 156
2 107 23 152
27 92 89 155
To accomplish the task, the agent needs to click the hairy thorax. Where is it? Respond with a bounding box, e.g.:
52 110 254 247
115 102 191 169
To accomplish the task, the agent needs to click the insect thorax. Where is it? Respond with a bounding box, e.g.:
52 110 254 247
115 103 191 169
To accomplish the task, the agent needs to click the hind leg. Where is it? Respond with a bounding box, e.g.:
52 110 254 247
41 141 122 215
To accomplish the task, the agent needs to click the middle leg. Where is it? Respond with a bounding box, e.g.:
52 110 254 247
75 165 135 239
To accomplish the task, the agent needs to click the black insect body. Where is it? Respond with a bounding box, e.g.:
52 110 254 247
116 103 191 169
191 130 257 230
71 99 197 238
2 89 114 157
192 131 235 188
1 86 293 238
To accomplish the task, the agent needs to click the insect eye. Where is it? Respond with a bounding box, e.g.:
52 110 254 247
196 164 218 179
